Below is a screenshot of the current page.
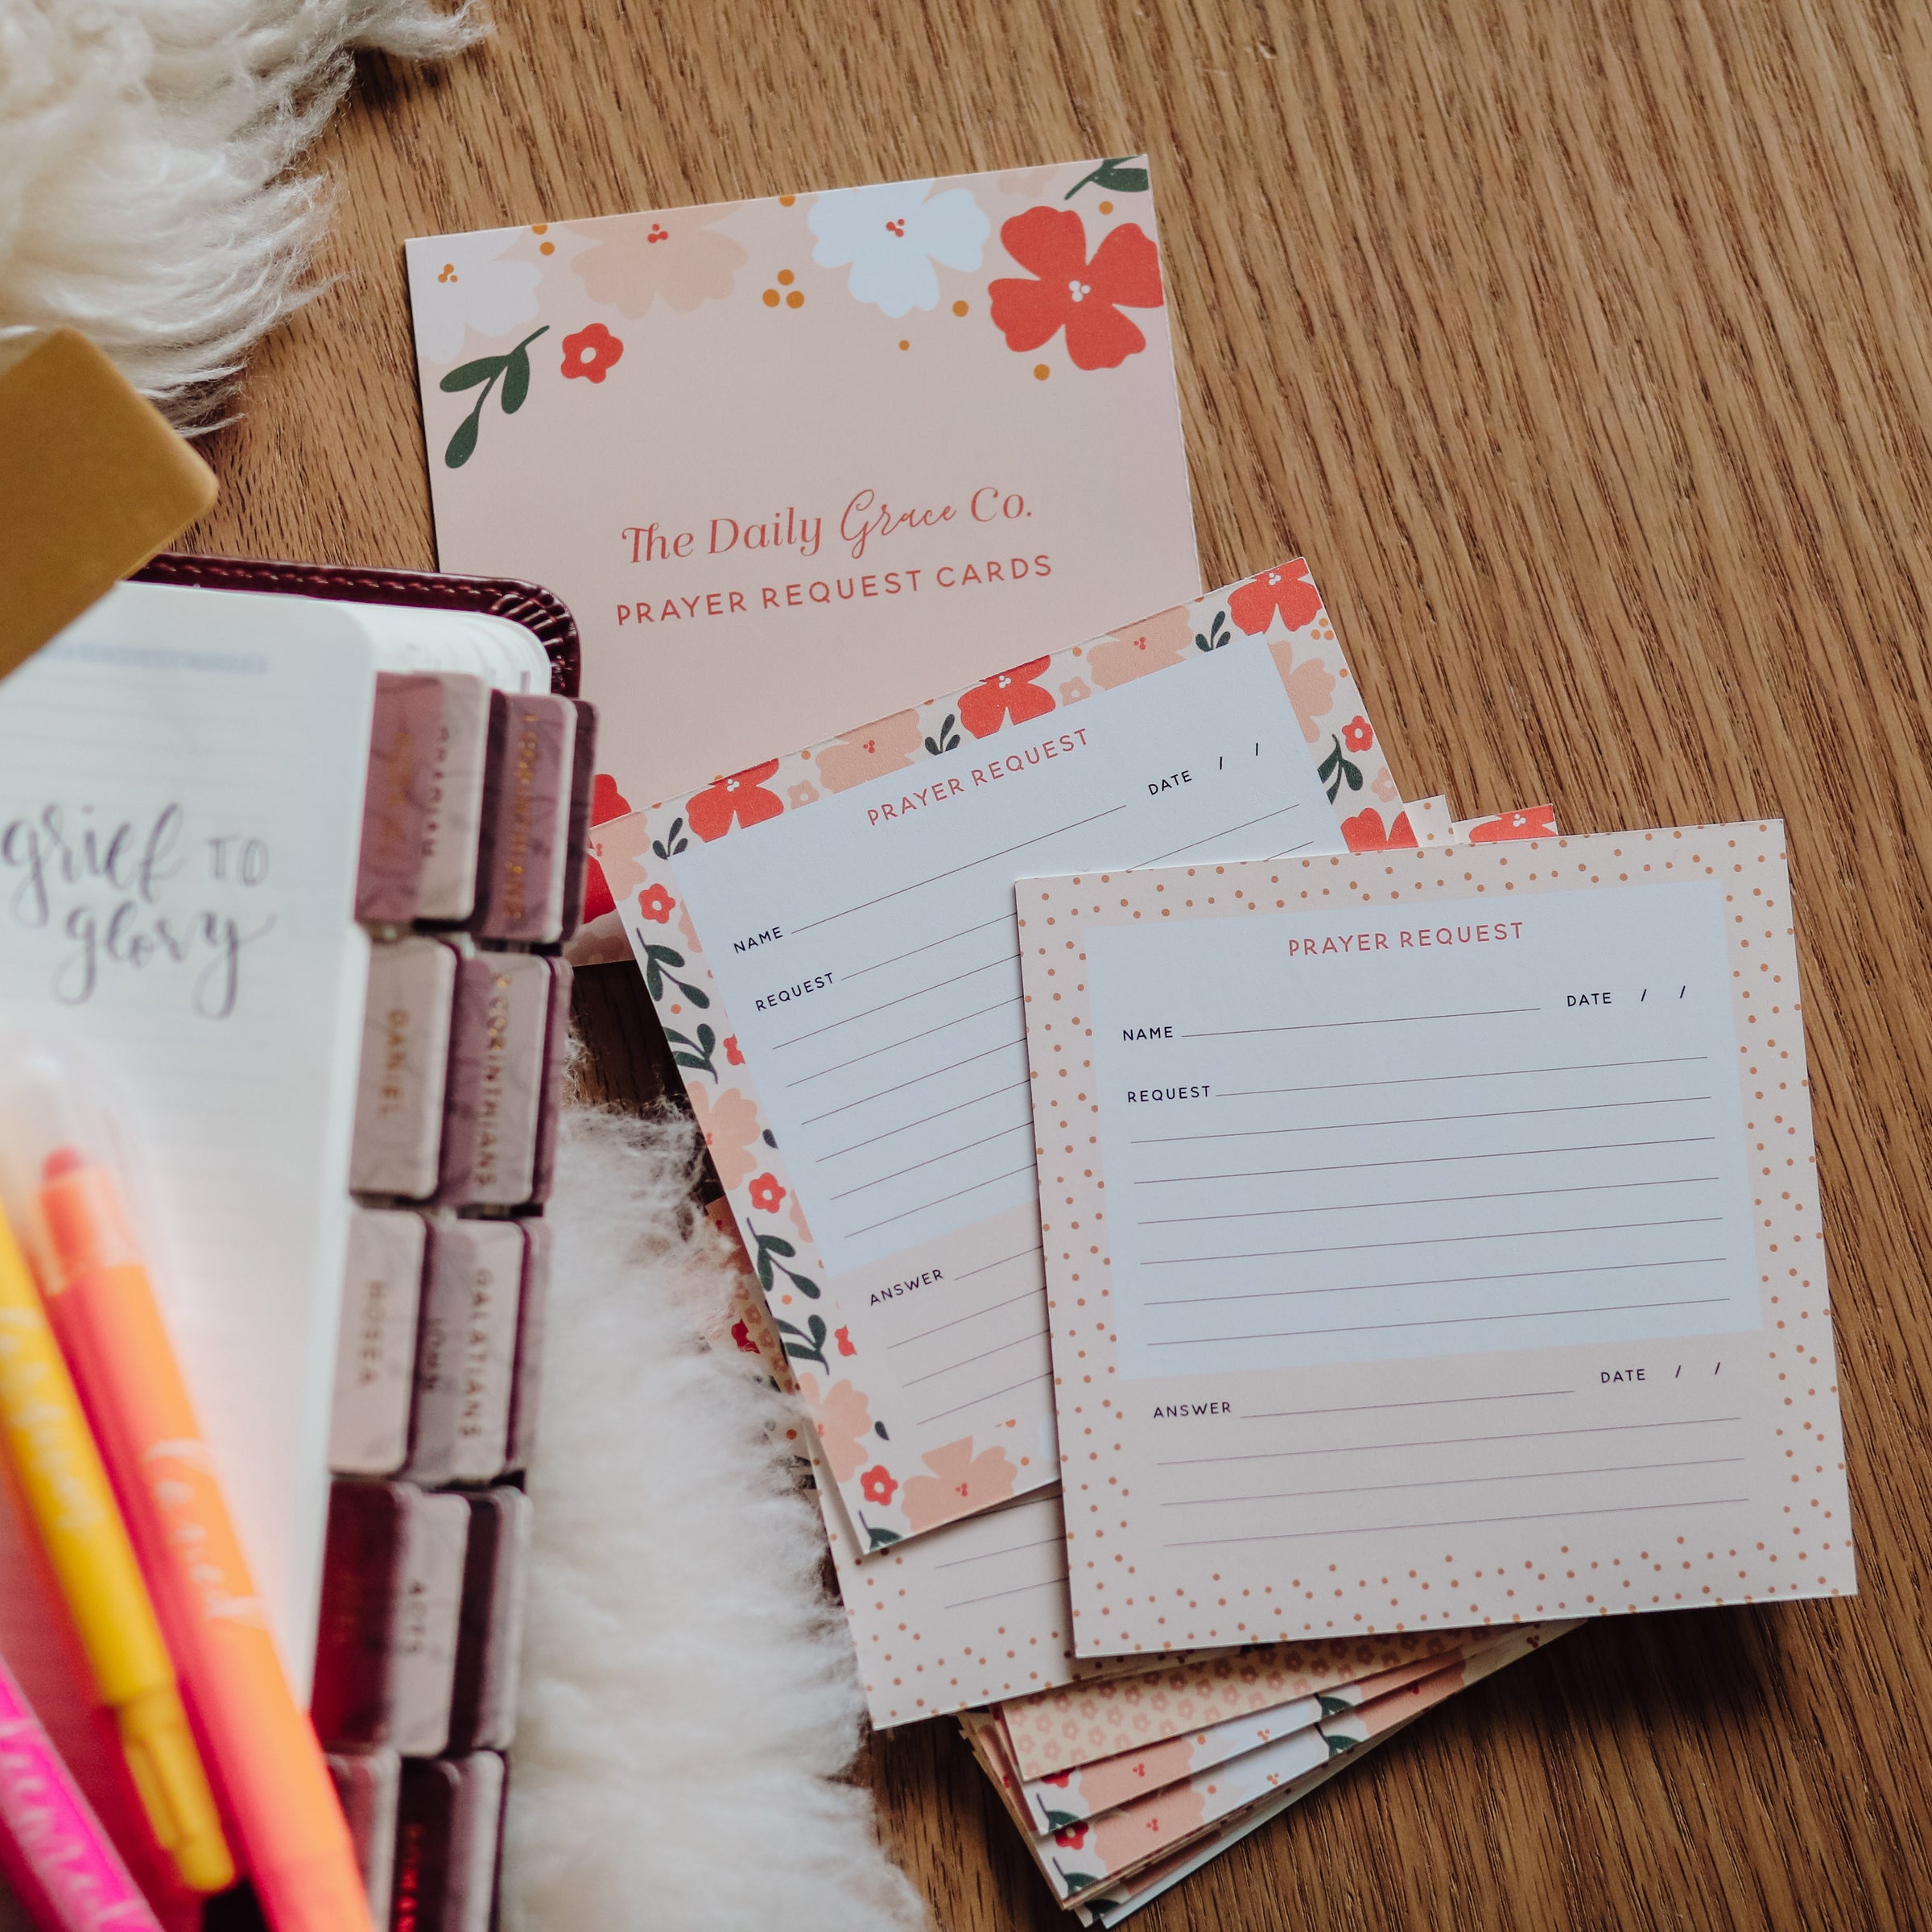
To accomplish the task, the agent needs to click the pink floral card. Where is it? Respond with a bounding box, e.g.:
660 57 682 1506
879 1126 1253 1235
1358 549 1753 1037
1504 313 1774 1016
405 159 1201 813
1018 821 1856 1657
597 564 1412 1553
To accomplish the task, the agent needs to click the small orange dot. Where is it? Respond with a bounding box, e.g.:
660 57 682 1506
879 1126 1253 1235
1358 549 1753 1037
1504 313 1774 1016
1098 200 1114 213
762 288 780 307
952 299 968 316
531 223 548 234
777 269 795 286
1034 363 1051 380
786 290 804 308
539 242 555 254
898 339 910 350
778 195 796 207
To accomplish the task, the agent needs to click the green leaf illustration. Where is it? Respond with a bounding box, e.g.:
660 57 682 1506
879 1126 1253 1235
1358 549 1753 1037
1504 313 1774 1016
866 1524 903 1550
774 1312 828 1371
1324 1732 1358 1757
923 712 961 756
502 341 532 414
873 1420 889 1439
1194 609 1230 653
750 1228 819 1301
1043 1809 1081 1831
440 355 504 393
665 1022 719 1080
1064 157 1149 200
650 815 691 860
639 941 709 1009
444 410 481 469
1058 1871 1103 1892
438 327 547 469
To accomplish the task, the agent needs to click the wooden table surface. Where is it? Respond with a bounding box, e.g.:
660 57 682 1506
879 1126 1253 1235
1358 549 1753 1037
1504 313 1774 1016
183 2 1931 1923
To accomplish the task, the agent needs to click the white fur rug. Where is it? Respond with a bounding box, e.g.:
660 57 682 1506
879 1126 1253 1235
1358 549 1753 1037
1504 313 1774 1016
506 1106 928 1932
0 0 483 426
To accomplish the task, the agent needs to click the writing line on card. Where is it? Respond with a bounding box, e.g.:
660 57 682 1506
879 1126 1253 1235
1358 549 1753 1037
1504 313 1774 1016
605 563 1413 1550
1018 824 1855 1653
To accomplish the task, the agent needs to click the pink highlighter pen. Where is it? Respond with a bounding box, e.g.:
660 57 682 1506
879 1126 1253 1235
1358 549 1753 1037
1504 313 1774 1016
0 1648 162 1932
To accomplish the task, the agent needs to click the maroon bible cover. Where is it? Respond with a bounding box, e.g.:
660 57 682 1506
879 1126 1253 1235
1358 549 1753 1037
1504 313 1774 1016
131 552 581 697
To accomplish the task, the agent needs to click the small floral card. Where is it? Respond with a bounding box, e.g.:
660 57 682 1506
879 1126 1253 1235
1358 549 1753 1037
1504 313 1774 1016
1018 821 1856 1656
406 159 1200 815
597 562 1410 1553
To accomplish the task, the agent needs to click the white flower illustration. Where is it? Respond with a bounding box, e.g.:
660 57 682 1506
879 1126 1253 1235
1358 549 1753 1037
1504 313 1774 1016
807 180 990 319
410 230 543 364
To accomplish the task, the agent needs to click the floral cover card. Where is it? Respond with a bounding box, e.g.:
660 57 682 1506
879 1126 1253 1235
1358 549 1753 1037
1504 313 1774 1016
1018 822 1856 1656
406 159 1201 809
601 564 1409 1553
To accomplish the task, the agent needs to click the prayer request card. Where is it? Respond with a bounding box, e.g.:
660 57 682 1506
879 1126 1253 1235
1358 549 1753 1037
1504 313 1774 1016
601 564 1412 1551
1018 822 1854 1653
407 159 1200 804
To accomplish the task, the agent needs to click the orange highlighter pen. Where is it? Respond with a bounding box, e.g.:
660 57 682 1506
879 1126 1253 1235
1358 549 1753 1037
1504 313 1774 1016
1 1055 374 1932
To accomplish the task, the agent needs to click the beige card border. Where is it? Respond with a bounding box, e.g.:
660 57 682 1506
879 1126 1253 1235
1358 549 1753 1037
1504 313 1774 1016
1019 822 1854 1654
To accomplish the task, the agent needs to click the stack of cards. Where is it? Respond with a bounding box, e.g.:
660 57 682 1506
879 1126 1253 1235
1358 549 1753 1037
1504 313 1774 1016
404 156 1853 1919
590 555 1859 1918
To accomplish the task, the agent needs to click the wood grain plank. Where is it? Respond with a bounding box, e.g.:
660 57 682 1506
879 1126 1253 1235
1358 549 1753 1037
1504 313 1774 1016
177 1 1930 1922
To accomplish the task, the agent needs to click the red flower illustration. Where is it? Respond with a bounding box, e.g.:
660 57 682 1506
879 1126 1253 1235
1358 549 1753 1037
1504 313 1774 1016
1228 560 1323 636
580 774 634 922
1342 715 1373 753
688 760 785 840
730 1318 759 1355
1054 1822 1089 1850
638 882 676 924
1341 807 1418 852
724 1034 745 1066
747 1172 786 1213
835 1325 856 1356
561 323 625 383
1468 805 1558 843
957 659 1056 738
1042 1771 1072 1788
860 1464 898 1506
989 208 1163 370
592 774 632 824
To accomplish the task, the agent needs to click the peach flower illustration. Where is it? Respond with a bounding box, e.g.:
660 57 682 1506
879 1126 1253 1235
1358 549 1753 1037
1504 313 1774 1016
1075 1736 1199 1815
814 710 923 791
998 166 1061 199
788 781 819 807
1087 604 1191 687
1058 677 1091 704
686 1084 763 1189
1091 1786 1208 1872
900 1436 1018 1532
807 1378 875 1484
571 206 749 317
1267 638 1338 743
1371 766 1401 803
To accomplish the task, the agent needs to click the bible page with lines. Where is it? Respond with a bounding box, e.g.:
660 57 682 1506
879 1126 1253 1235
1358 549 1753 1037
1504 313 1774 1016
602 564 1414 1550
1018 823 1854 1653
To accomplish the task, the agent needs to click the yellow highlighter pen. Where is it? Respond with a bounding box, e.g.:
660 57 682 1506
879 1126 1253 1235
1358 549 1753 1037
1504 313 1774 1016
0 1196 234 1893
